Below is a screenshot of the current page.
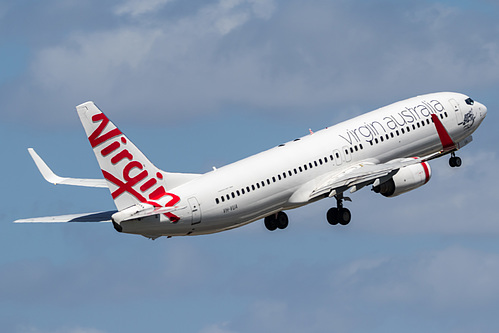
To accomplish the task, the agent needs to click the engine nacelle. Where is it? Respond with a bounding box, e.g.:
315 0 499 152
373 162 431 197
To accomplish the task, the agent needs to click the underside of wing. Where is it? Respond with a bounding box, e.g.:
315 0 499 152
14 210 117 223
309 157 426 200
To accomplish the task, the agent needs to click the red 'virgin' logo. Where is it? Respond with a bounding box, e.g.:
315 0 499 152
89 112 180 222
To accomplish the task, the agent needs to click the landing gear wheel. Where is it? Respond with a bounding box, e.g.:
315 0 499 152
276 212 289 230
327 194 352 226
264 212 288 231
264 215 278 231
327 208 339 225
338 208 351 226
449 153 462 168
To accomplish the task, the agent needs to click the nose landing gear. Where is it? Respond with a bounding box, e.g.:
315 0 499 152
449 152 462 168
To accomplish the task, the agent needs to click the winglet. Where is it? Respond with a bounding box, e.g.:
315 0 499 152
27 148 108 188
431 114 456 152
28 148 64 185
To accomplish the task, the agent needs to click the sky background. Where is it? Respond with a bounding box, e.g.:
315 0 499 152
1 0 499 332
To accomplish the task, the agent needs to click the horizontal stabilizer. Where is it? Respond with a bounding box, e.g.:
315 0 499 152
14 210 117 223
28 148 108 188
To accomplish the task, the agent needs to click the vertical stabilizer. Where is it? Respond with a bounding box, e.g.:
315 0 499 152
76 102 182 214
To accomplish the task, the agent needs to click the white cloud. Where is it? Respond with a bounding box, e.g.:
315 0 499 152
199 322 237 333
9 1 499 126
114 0 174 17
333 246 499 310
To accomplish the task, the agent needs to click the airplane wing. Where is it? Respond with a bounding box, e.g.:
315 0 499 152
14 210 117 223
28 148 108 188
309 113 474 200
309 157 424 200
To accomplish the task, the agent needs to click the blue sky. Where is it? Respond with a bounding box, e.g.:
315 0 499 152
1 0 499 332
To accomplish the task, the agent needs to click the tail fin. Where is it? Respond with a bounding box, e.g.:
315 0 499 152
76 102 198 211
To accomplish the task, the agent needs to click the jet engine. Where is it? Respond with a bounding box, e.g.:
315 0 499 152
373 162 431 197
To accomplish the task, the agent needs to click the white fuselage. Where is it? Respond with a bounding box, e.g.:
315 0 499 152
119 92 487 237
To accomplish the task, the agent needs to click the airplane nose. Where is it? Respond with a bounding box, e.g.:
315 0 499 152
477 101 487 118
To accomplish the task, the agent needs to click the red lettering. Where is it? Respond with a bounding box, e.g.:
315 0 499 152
101 141 120 156
111 149 133 164
89 113 122 148
140 178 157 192
149 186 167 200
102 170 148 202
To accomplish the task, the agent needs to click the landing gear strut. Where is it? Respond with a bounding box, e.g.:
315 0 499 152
264 211 289 231
327 194 351 226
449 152 462 168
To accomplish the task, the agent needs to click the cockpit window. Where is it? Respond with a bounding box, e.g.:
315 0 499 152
465 97 474 105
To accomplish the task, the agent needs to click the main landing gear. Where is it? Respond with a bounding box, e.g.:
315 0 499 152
327 194 351 226
449 152 462 168
264 211 289 231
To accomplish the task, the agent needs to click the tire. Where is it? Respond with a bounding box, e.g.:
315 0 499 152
454 156 462 167
327 208 339 225
277 212 289 230
264 216 278 231
338 208 351 226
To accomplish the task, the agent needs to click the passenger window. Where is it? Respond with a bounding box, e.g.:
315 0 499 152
216 198 219 204
221 196 225 202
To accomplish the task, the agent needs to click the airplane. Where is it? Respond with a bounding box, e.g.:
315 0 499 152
15 92 487 239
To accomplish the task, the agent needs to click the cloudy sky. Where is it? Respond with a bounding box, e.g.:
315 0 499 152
1 0 499 332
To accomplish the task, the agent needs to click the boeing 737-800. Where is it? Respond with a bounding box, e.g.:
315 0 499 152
15 92 487 239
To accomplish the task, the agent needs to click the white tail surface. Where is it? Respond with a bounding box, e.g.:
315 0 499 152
76 102 199 218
